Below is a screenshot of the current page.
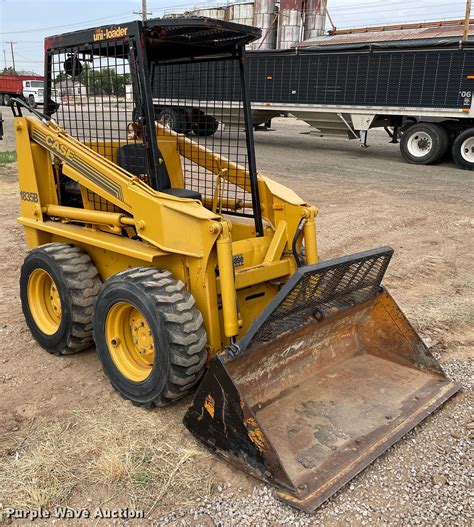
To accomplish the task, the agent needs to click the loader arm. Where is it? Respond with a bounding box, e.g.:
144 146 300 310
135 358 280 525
18 115 317 259
17 116 222 258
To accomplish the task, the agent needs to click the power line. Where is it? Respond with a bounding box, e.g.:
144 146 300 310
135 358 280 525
328 0 464 12
328 2 465 15
0 0 468 48
7 59 43 64
0 10 134 35
148 0 466 15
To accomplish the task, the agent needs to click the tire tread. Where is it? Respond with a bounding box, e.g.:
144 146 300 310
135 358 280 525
27 243 101 354
103 268 207 406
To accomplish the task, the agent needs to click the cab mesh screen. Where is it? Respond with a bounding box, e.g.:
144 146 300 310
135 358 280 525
152 57 254 217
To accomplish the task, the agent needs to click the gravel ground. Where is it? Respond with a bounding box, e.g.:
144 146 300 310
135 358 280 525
155 354 473 526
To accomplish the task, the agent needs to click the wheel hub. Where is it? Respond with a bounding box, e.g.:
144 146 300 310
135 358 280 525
131 313 154 359
106 302 155 382
417 137 430 150
49 283 62 318
27 269 62 335
407 131 432 157
460 136 474 163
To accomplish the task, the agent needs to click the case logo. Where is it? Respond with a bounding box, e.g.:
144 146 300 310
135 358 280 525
44 136 75 160
93 26 128 42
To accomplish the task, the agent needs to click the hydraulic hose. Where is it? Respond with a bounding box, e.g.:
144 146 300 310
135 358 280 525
292 218 307 268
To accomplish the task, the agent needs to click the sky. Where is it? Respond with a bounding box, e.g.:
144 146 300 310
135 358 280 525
0 0 469 73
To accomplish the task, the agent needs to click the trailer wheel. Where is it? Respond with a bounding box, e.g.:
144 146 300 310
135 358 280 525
192 114 219 136
400 123 448 165
20 243 101 355
93 267 208 407
3 94 10 106
451 128 474 170
157 108 188 134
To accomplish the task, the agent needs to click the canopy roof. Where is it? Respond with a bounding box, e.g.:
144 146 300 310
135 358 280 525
45 17 261 60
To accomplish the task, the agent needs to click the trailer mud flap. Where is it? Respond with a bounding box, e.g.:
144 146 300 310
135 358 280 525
184 247 461 512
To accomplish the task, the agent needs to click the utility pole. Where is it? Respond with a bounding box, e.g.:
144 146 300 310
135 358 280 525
133 0 151 21
6 41 16 71
463 0 472 42
3 48 7 69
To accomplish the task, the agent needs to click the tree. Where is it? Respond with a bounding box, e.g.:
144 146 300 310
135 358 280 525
54 71 68 83
54 62 130 97
81 67 130 97
2 66 17 75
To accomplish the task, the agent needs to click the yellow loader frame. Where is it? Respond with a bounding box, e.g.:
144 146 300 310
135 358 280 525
15 115 317 356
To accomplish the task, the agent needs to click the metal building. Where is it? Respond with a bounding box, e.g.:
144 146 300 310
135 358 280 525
226 2 255 26
183 7 227 19
303 0 327 40
166 1 327 50
250 0 277 50
277 0 303 49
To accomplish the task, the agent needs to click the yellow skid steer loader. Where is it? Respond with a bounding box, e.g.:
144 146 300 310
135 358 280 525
7 17 459 512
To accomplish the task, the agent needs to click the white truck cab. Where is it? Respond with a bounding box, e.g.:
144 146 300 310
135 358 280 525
23 80 44 107
23 80 59 108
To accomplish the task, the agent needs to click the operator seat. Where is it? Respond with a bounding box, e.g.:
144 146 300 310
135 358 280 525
117 143 202 200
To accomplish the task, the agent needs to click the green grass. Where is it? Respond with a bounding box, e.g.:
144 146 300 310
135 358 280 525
0 151 16 165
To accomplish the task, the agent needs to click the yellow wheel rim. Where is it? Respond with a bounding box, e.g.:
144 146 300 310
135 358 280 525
27 269 62 335
105 302 155 382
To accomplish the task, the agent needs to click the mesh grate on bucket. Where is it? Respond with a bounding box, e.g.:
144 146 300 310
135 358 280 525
248 247 393 345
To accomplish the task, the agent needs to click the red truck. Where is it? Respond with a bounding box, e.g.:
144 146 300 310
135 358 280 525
0 74 44 107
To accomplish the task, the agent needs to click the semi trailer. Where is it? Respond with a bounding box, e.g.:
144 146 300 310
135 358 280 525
153 30 474 169
245 41 474 170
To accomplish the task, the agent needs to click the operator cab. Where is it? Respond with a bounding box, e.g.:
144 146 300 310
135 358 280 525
44 17 263 235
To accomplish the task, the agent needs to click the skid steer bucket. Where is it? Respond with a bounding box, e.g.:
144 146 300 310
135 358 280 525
184 247 460 512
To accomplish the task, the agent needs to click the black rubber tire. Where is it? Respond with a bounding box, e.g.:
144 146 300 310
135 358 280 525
93 267 208 407
28 94 37 109
191 113 219 136
3 94 10 106
20 243 101 355
400 122 449 165
399 117 417 137
451 128 474 170
157 107 187 134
